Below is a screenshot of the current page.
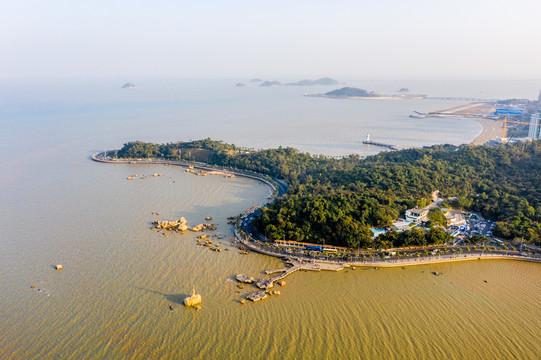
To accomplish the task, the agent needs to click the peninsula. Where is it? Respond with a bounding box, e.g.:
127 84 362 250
91 139 541 278
96 139 541 251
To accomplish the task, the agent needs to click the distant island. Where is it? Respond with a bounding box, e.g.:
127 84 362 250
260 80 281 87
398 88 410 93
307 86 427 99
121 83 137 89
235 82 246 87
250 78 263 83
286 77 339 86
324 87 381 98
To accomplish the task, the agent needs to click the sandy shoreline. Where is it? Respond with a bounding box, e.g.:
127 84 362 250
429 102 503 145
470 118 504 145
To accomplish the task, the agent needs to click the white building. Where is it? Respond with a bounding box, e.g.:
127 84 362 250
445 212 466 227
405 207 429 223
528 112 540 139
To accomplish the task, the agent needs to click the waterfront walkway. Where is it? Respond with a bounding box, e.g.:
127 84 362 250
91 152 288 199
239 238 541 283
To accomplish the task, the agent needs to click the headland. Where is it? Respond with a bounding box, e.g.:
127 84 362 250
92 149 541 288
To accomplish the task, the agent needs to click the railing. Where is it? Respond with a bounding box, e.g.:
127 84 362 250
238 238 541 266
92 152 286 199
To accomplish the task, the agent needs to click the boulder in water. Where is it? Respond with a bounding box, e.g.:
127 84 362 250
184 287 202 307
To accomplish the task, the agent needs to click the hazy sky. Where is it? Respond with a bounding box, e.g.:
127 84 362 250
2 0 541 79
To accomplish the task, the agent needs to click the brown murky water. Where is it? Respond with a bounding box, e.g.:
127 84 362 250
1 162 540 359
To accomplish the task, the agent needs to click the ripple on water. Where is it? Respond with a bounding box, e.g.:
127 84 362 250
1 163 540 359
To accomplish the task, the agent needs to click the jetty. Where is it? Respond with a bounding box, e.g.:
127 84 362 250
255 258 344 288
362 134 401 151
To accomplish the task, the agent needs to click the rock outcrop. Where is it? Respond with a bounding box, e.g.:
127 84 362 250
153 217 189 231
190 223 216 232
153 217 216 232
184 287 202 307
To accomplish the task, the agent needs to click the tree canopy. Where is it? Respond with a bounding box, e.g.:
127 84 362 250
115 139 541 246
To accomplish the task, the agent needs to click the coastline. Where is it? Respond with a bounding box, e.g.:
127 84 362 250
91 152 287 197
92 152 540 285
470 118 504 145
239 238 541 273
428 102 503 145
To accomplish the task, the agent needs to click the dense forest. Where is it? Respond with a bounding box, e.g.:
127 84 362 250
324 87 380 97
115 139 541 247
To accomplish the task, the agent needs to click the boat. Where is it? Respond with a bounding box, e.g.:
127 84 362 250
247 291 268 302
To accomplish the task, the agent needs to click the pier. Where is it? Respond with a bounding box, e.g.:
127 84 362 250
362 134 401 151
263 258 345 284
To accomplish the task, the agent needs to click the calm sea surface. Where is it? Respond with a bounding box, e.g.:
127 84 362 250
1 79 540 359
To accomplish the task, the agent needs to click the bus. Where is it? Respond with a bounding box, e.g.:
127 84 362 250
305 245 322 252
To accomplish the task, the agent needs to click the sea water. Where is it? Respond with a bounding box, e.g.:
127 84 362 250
1 78 540 359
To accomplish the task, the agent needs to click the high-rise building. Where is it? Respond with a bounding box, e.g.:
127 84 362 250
538 90 541 110
529 112 540 138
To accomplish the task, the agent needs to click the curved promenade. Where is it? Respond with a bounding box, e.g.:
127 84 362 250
238 238 541 269
91 152 288 199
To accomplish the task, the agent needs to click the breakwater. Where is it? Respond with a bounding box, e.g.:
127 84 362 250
91 152 288 198
362 140 401 151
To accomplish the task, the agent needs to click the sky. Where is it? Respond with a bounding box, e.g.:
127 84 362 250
2 0 541 80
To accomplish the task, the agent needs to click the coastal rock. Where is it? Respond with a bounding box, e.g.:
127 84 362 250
190 223 216 232
247 291 267 302
153 217 189 231
255 278 273 289
184 287 202 307
190 224 204 232
236 274 254 284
